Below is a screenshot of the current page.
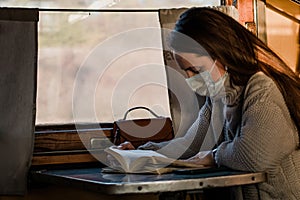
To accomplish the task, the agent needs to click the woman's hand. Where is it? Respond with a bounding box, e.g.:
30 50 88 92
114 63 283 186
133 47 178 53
115 141 135 150
106 141 135 167
180 150 216 166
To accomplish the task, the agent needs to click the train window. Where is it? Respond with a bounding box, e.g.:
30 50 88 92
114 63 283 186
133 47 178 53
36 11 172 125
0 1 220 125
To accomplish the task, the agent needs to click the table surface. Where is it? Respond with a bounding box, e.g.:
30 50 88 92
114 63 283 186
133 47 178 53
31 167 266 195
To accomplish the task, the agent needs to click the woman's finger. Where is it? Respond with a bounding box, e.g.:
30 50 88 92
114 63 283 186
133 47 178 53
116 141 135 150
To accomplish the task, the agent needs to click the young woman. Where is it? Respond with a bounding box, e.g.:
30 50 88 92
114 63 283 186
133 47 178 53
117 7 300 199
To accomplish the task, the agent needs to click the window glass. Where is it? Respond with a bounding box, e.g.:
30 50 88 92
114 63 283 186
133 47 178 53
37 11 171 124
1 1 220 125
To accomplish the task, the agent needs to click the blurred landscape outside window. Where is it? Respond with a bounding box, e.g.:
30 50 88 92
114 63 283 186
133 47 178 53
0 0 219 125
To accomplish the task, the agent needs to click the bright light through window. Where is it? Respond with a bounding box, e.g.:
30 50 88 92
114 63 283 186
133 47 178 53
0 0 220 125
37 11 170 124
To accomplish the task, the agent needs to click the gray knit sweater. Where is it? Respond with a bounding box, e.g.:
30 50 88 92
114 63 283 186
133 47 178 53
140 72 300 200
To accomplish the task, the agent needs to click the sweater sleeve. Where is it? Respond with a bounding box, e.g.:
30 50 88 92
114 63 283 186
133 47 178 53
216 79 298 172
155 98 212 159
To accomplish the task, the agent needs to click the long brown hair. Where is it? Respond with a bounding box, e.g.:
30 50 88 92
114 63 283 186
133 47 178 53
169 7 300 145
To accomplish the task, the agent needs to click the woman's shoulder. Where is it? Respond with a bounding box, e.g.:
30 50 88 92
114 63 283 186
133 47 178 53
245 72 277 96
243 72 283 105
247 72 274 89
224 72 280 106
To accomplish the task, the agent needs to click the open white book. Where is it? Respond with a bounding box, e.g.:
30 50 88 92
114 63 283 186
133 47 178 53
104 146 206 174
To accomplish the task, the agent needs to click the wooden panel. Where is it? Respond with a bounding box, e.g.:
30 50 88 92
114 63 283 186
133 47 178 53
34 128 113 152
35 123 113 131
266 0 300 21
32 124 114 166
32 152 98 166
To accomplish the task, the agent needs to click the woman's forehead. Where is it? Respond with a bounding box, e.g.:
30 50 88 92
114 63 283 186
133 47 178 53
173 51 211 63
173 51 199 58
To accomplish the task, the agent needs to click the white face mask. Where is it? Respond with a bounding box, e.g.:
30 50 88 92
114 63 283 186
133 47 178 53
186 60 228 97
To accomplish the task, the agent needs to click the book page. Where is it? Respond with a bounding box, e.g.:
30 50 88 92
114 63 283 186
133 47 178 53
105 147 207 173
105 147 173 173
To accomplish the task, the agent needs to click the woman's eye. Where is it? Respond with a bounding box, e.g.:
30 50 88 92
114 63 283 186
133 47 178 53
185 67 199 74
193 66 205 72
